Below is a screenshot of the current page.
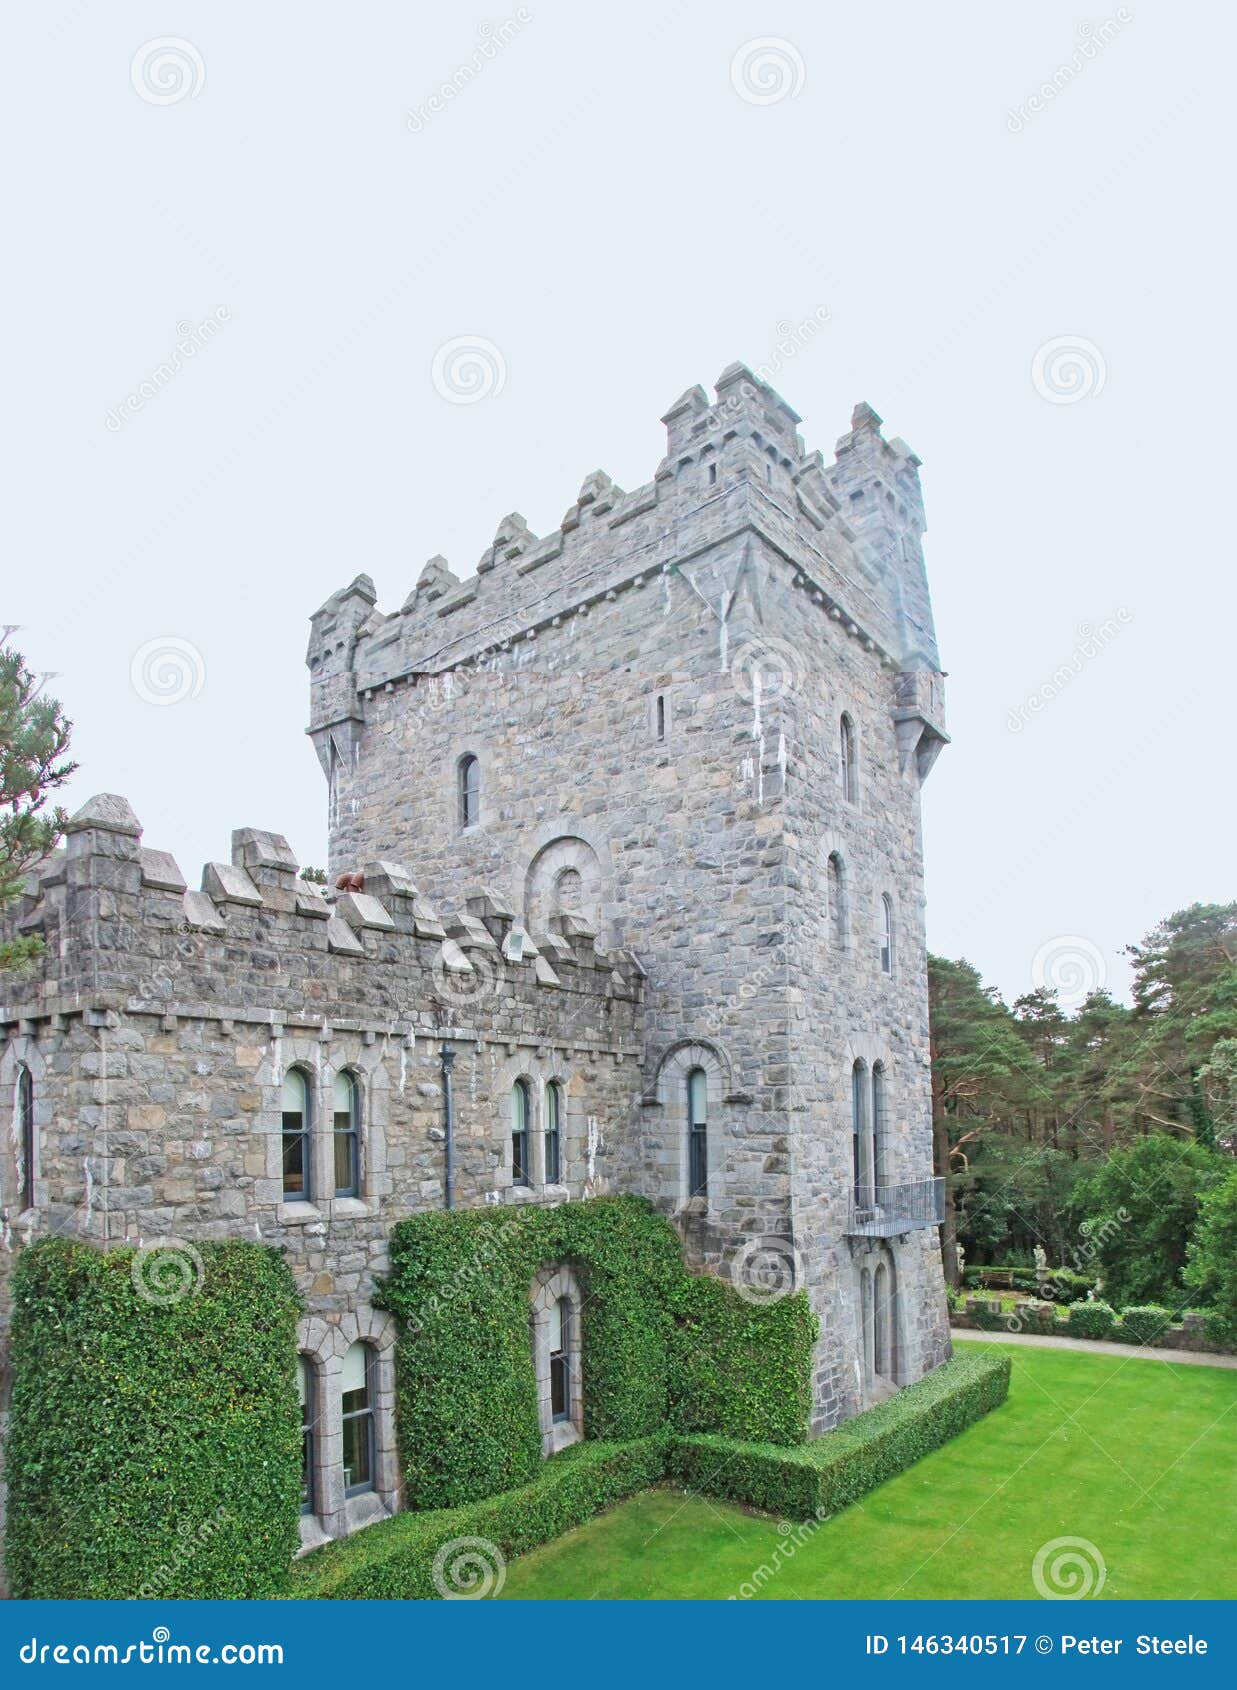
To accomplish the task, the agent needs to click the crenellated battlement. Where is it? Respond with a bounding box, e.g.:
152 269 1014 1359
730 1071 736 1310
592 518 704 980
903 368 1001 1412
0 795 645 1050
305 365 940 784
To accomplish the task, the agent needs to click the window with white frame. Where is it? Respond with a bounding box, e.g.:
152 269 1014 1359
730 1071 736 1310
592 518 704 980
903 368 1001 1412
333 1070 360 1198
544 1081 562 1184
341 1342 375 1497
282 1069 311 1200
512 1078 531 1186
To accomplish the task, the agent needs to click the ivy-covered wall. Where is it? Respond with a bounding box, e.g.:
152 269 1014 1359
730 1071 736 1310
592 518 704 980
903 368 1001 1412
6 1238 302 1600
376 1195 818 1510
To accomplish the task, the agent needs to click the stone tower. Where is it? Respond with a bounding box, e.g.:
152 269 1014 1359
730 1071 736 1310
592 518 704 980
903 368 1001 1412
307 363 952 1428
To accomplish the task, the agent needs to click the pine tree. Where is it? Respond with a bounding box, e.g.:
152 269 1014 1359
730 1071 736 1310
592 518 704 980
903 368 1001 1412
0 633 75 970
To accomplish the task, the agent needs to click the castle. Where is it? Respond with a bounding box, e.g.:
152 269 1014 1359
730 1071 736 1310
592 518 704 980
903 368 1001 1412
0 363 951 1552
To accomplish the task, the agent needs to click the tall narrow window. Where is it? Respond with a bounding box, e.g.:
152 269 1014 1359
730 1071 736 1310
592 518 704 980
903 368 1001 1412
512 1079 530 1186
880 894 894 974
655 694 666 742
687 1067 708 1199
341 1342 375 1496
282 1069 311 1201
840 714 858 804
707 461 718 486
17 1064 34 1211
549 1297 571 1423
545 1081 562 1185
827 853 847 951
298 1356 316 1515
871 1063 887 1195
851 1059 869 1203
458 754 480 830
333 1070 360 1198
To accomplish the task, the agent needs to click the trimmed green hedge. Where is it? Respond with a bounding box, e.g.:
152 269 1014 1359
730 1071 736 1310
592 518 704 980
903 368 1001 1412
1118 1305 1174 1346
6 1237 301 1599
292 1350 1011 1598
665 1272 816 1446
376 1196 817 1510
289 1437 669 1599
1067 1301 1117 1339
666 1349 1012 1519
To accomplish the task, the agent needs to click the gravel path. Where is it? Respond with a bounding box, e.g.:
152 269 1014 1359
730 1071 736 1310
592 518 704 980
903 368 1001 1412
953 1329 1237 1369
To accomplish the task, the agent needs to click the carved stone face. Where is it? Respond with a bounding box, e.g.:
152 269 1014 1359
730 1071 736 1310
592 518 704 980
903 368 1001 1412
554 867 583 914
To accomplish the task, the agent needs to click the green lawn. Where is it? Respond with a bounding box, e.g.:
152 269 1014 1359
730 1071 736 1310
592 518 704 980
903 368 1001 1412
498 1340 1237 1600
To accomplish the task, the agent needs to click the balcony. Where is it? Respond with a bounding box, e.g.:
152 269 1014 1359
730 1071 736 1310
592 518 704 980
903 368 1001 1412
845 1176 945 1239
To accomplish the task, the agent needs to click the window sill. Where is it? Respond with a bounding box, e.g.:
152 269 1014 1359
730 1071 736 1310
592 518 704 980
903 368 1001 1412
345 1491 394 1535
329 1196 373 1219
277 1201 322 1226
296 1514 332 1556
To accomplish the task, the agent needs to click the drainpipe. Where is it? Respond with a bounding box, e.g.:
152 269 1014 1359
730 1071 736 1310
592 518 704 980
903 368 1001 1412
440 1042 456 1210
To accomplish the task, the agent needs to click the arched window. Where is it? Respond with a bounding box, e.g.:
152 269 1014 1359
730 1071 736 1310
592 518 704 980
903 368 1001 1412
545 1081 562 1185
851 1059 869 1202
17 1064 34 1211
297 1355 316 1516
827 853 848 951
512 1079 530 1187
871 1063 888 1194
840 714 858 804
458 754 480 830
333 1071 360 1198
687 1067 708 1199
548 1295 571 1424
282 1069 311 1200
341 1342 375 1497
880 894 894 974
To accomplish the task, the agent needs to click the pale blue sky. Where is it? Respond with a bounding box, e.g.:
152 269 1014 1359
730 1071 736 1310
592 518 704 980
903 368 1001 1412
6 1 1231 1007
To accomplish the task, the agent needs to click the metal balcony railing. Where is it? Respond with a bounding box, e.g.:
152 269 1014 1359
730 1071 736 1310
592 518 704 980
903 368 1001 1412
845 1176 945 1238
